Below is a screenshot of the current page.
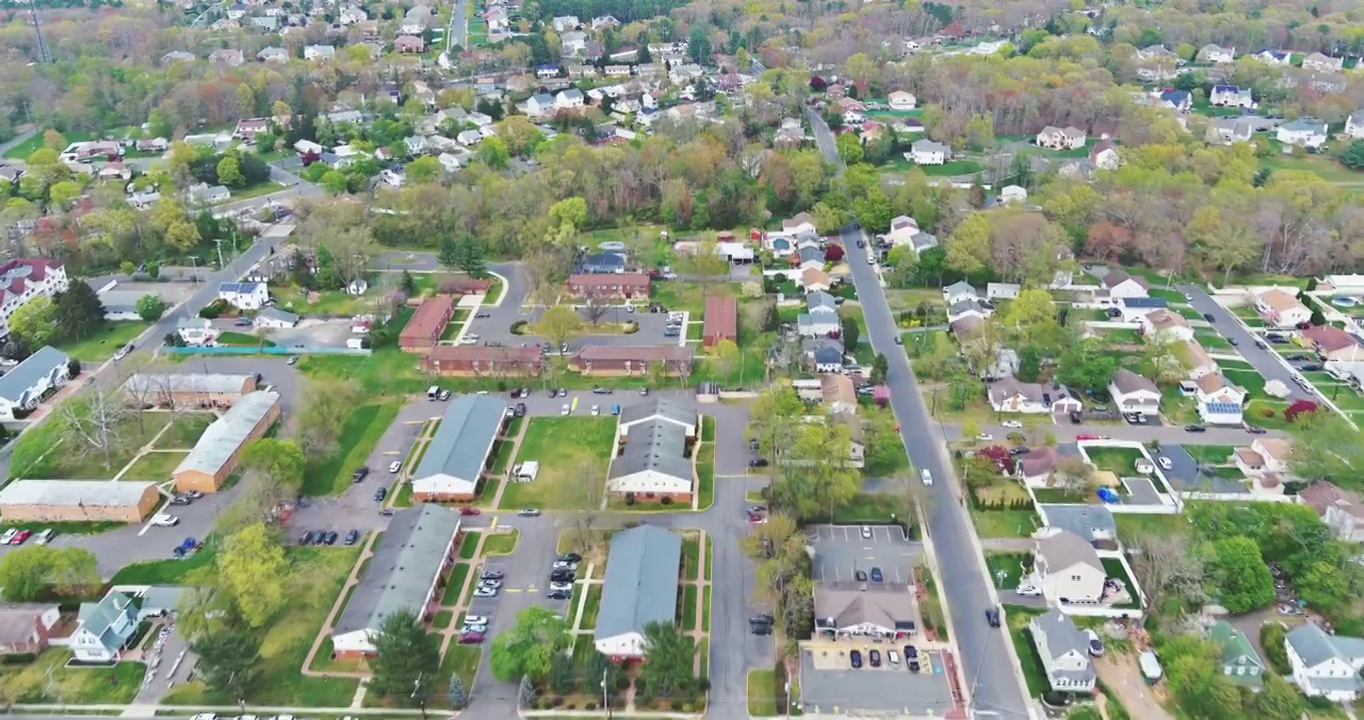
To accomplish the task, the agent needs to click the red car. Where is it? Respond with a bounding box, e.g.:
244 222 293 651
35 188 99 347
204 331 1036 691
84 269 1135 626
458 631 485 644
11 529 32 545
459 507 481 516
1075 434 1101 441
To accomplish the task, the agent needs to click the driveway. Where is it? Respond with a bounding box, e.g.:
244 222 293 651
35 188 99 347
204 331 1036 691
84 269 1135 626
1154 444 1247 494
1177 285 1313 403
1094 654 1174 720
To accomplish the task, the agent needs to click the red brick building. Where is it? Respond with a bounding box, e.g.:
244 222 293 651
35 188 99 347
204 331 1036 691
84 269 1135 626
400 296 456 352
570 345 692 376
422 345 544 377
702 296 738 349
566 273 651 299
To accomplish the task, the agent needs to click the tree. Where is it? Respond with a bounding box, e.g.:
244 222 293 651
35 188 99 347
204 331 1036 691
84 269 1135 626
639 622 695 699
710 338 740 379
240 439 307 491
477 136 510 169
842 315 860 352
294 378 359 455
1255 673 1303 720
489 607 571 681
944 213 990 276
447 673 468 709
52 283 105 341
771 420 861 520
321 170 348 194
1341 140 1364 170
165 220 202 252
676 240 729 296
1164 636 1246 720
191 626 260 700
55 386 131 469
452 235 488 278
370 609 441 707
1283 399 1320 424
1287 412 1361 481
217 156 244 188
136 294 167 322
747 385 806 462
687 25 711 63
1126 533 1205 614
406 156 442 184
1209 536 1275 613
835 133 864 165
1000 289 1060 338
1055 337 1119 394
0 546 98 600
8 296 57 348
438 236 460 269
870 353 889 384
217 523 290 628
48 181 81 209
531 305 583 353
547 653 576 695
1051 457 1098 494
1296 561 1353 615
46 547 99 596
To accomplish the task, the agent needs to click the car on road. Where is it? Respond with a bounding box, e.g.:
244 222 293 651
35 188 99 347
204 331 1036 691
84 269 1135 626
1202 313 1215 322
547 590 572 600
854 569 868 582
150 514 180 527
640 387 649 396
463 621 488 633
344 530 360 545
591 405 600 416
374 487 387 502
515 403 527 417
905 645 919 661
352 466 369 482
114 344 133 360
287 356 298 365
560 403 571 416
1227 337 1238 346
6 529 31 545
460 506 481 516
473 587 498 598
985 607 1001 628
849 650 863 669
866 254 875 265
920 468 933 486
1015 584 1041 597
592 387 613 395
439 389 452 401
1001 420 1023 429
1009 447 1030 456
1075 434 1101 441
751 623 772 635
518 508 542 517
558 388 568 397
975 433 993 441
750 614 774 625
475 312 490 319
1245 425 1266 434
481 570 505 581
1184 424 1207 432
869 650 882 667
748 458 769 467
870 567 883 582
478 578 503 589
458 631 485 644
388 460 402 473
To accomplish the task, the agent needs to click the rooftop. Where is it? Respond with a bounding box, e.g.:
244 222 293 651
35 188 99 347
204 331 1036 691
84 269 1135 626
173 392 280 477
0 346 69 403
412 395 507 486
0 479 156 505
594 526 681 641
333 505 461 637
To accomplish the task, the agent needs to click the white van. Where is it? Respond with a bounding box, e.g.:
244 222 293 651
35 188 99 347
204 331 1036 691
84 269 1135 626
427 385 440 400
150 514 179 527
920 468 933 486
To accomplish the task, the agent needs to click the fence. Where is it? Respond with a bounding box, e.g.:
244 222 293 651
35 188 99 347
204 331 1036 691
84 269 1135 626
167 346 371 357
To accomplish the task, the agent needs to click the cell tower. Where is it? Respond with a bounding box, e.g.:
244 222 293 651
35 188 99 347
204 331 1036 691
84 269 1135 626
29 0 52 63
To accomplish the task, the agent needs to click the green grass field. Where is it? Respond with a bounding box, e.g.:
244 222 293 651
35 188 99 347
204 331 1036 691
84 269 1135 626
55 321 149 362
301 401 403 496
154 413 216 449
120 451 188 481
498 417 616 509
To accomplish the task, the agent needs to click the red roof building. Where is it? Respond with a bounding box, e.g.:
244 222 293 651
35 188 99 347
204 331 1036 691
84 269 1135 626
399 296 456 352
702 296 737 349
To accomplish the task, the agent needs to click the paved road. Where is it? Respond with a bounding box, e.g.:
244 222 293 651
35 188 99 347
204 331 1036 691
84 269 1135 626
1177 284 1314 403
953 422 1281 446
809 109 1033 719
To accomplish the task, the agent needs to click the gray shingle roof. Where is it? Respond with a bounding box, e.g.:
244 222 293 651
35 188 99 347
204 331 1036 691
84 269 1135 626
618 398 696 432
1030 608 1096 687
333 505 461 636
1287 623 1364 668
1038 530 1102 572
1038 504 1116 544
807 290 837 312
608 419 692 485
123 373 251 396
412 394 506 487
0 479 157 505
594 526 681 642
174 391 280 478
0 346 69 404
77 591 138 652
257 307 299 325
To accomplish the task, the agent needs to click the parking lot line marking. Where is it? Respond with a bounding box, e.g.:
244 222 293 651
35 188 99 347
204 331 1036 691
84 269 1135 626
506 588 523 593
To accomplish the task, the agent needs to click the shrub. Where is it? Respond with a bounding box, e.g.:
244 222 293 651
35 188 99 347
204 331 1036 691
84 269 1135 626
1285 399 1320 423
661 496 673 505
670 700 686 711
623 321 639 334
1261 623 1291 674
510 320 528 335
1259 406 1276 418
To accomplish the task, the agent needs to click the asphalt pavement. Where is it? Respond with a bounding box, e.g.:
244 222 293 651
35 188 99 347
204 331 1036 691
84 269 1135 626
1177 284 1314 403
808 108 1033 720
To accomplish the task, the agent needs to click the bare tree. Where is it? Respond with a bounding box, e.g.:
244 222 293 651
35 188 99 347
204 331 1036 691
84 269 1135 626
1127 533 1205 617
582 293 611 327
1051 456 1097 494
556 465 612 560
57 386 133 470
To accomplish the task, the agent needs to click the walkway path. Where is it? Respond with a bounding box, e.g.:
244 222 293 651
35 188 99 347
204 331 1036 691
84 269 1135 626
438 529 490 658
691 530 709 676
300 529 382 679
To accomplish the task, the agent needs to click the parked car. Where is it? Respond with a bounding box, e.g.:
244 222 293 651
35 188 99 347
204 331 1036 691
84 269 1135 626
150 514 180 527
1245 425 1267 434
850 650 863 669
854 569 868 582
1202 313 1215 322
1158 457 1173 470
869 650 882 667
751 623 772 636
560 404 571 416
344 530 360 545
1086 630 1105 657
478 579 503 590
352 466 369 482
481 570 505 581
388 460 402 473
287 356 299 365
905 645 919 661
549 582 574 592
559 553 583 563
300 530 315 545
870 567 883 582
374 487 387 502
518 508 542 517
515 403 527 417
547 590 571 600
459 631 485 644
748 458 769 467
473 587 498 598
324 531 338 545
887 649 901 666
1001 420 1023 429
985 608 1001 628
1184 424 1207 433
1227 337 1239 346
33 529 53 545
591 405 600 416
438 389 452 401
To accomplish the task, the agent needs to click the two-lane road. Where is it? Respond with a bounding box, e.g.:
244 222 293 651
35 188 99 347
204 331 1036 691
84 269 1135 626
809 109 1033 719
1177 284 1314 404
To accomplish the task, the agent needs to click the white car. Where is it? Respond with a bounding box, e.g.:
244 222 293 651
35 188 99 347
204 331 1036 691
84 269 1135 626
463 615 488 625
478 579 503 590
860 526 872 539
549 581 574 592
552 560 578 570
560 403 571 416
388 460 402 473
920 468 933 486
33 529 53 545
465 333 480 341
1001 420 1023 429
0 529 16 545
591 405 600 416
463 621 488 632
459 337 478 345
150 514 179 527
976 433 993 441
866 254 876 265
473 587 498 598
1015 584 1041 597
1158 456 1173 470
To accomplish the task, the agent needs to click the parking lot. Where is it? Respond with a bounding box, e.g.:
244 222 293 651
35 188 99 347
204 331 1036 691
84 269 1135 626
800 641 956 716
806 524 921 585
463 303 689 350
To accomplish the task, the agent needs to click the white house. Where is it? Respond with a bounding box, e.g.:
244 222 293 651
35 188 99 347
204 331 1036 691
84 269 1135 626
1195 373 1246 425
526 93 556 118
1285 623 1364 702
1346 109 1364 140
303 44 335 60
947 299 992 323
457 129 483 147
1198 44 1236 64
1254 49 1292 66
0 346 71 421
1139 308 1195 342
943 281 980 306
1277 118 1328 150
0 260 68 339
1183 340 1219 379
1108 369 1161 416
887 90 916 111
1302 52 1344 73
1115 297 1168 322
71 591 140 662
1029 609 1097 694
176 318 218 346
999 185 1027 204
594 526 680 660
1090 140 1120 170
987 379 1084 415
217 281 270 310
908 139 949 166
1036 126 1086 150
561 31 588 56
555 89 585 110
1300 482 1364 544
1234 437 1293 478
255 307 299 329
1209 85 1255 109
1255 288 1312 328
1035 530 1106 604
1099 270 1149 300
551 14 579 31
797 291 841 338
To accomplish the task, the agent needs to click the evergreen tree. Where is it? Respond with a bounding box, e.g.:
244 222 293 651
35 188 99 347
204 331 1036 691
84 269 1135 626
438 236 460 269
52 282 105 341
370 609 440 707
453 235 488 278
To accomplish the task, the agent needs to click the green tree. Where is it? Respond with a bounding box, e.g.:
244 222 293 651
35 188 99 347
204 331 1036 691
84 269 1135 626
406 156 442 184
842 314 860 351
8 296 57 348
1164 635 1246 719
400 270 416 295
1254 673 1303 720
531 305 583 353
771 420 861 520
710 338 740 380
944 213 990 276
1340 140 1364 170
370 609 441 707
687 25 711 63
747 385 805 461
216 523 290 628
135 294 167 322
52 282 105 341
853 186 893 233
489 607 571 681
1296 561 1353 615
640 621 695 698
217 156 244 187
0 546 97 600
547 653 576 695
190 625 260 700
438 236 460 269
321 170 349 194
48 180 81 208
1209 536 1275 613
835 133 864 165
1288 412 1364 482
240 439 307 491
477 136 510 169
1055 337 1119 394
870 352 889 384
164 220 202 252
452 235 488 277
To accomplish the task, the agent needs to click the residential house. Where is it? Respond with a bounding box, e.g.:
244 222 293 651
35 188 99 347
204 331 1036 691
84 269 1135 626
303 45 335 61
0 346 71 421
1139 308 1195 342
1285 623 1364 702
908 139 949 165
1183 340 1219 379
257 47 289 63
1209 620 1265 689
781 213 817 236
1198 44 1236 64
1233 437 1293 479
0 259 68 339
813 584 918 636
999 185 1027 204
881 215 920 247
986 283 1021 301
188 184 230 205
797 290 841 338
1303 52 1344 73
1108 369 1161 416
561 31 588 56
161 50 194 64
233 117 270 141
571 345 693 377
800 268 831 293
943 281 979 306
1255 49 1292 65
173 392 281 493
217 281 269 310
591 14 619 29
255 307 298 329
1299 325 1364 362
556 89 585 110
1300 482 1364 543
980 347 1020 381
1015 447 1060 487
1207 117 1256 145
947 299 992 323
1210 85 1255 109
702 296 737 349
1346 109 1364 139
593 526 681 659
176 318 218 346
810 344 843 373
566 273 650 299
551 15 579 31
1115 296 1168 322
1028 610 1097 694
1194 373 1246 425
526 93 556 118
987 379 1084 415
1137 44 1176 61
796 246 825 273
401 5 429 34
0 604 60 655
1099 270 1149 300
1255 288 1312 328
208 48 244 66
1036 504 1117 546
1156 89 1192 113
1036 126 1087 150
888 90 917 110
1035 530 1106 604
821 373 857 415
1277 118 1328 150
394 35 425 53
71 591 140 662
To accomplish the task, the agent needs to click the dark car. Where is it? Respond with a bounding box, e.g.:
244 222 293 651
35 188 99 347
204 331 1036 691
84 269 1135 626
325 531 339 545
986 608 1001 628
1203 313 1215 322
592 387 613 395
515 403 527 417
1184 424 1207 432
1245 425 1267 434
312 531 327 545
908 659 921 672
548 590 572 600
850 650 863 669
550 573 575 584
854 569 868 582
352 466 369 482
374 487 387 502
300 530 315 544
895 336 903 345
559 553 583 563
344 530 360 545
870 567 884 582
482 569 506 580
869 650 882 667
752 623 772 636
748 458 769 467
1009 447 1031 456
1227 337 1239 346
905 645 919 660
548 389 558 398
750 614 774 625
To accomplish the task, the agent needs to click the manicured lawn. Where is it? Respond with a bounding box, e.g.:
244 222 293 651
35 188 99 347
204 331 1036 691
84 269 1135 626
682 533 701 581
16 413 166 479
441 563 470 605
1146 288 1187 304
301 401 403 496
498 417 616 509
580 583 602 630
1181 444 1237 465
681 585 698 630
985 552 1033 590
55 321 149 362
154 412 216 449
458 531 480 559
273 285 374 316
1222 368 1267 397
830 493 903 524
747 669 781 717
215 331 276 347
702 585 711 632
972 509 1039 538
120 451 188 481
1245 399 1296 430
881 155 985 176
0 650 145 703
1096 327 1143 345
438 645 482 701
483 530 519 555
1192 329 1232 350
697 443 715 511
1004 607 1049 698
1082 446 1146 476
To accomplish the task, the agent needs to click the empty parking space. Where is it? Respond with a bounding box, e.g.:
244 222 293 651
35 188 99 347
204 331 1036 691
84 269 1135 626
806 524 920 585
800 645 955 716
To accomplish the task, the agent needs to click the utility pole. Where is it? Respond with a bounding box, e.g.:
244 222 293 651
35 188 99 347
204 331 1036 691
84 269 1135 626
28 0 51 63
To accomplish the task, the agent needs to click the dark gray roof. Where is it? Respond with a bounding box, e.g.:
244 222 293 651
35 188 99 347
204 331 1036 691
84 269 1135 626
608 420 692 484
594 526 681 641
1030 608 1095 686
257 307 299 325
1110 369 1158 395
0 346 69 403
1037 530 1102 572
412 394 507 486
1038 504 1116 544
618 398 696 431
1286 623 1364 668
807 290 837 312
333 505 461 636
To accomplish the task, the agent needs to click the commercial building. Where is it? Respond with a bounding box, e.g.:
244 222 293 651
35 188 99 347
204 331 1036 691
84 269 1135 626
0 346 71 421
399 296 456 352
594 526 681 660
410 395 508 501
331 505 461 658
0 480 161 522
122 373 257 409
422 345 544 377
172 391 281 493
702 296 737 349
813 584 918 635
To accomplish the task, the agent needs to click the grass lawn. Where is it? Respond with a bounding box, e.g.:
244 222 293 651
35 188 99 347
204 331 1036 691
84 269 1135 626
1182 444 1237 464
273 285 373 317
0 650 145 703
580 583 602 630
1245 399 1296 430
109 547 218 585
498 417 616 509
161 546 362 707
972 509 1039 538
746 669 781 717
458 531 480 559
682 533 701 581
1192 329 1233 350
441 563 469 605
1031 487 1094 504
881 155 984 176
120 451 188 481
483 530 519 555
55 321 149 362
1222 368 1267 397
301 401 402 496
702 585 711 632
437 645 482 702
697 443 715 511
1146 288 1187 303
1082 446 1146 476
15 412 166 479
830 493 903 524
1095 327 1143 345
681 585 698 630
153 412 216 449
215 331 276 347
985 552 1033 590
1005 612 1049 698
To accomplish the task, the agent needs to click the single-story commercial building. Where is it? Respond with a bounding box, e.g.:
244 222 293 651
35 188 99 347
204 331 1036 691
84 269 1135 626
594 525 682 660
422 345 544 377
399 296 456 353
0 480 161 522
331 505 461 658
122 373 257 409
570 345 693 376
172 391 281 493
702 296 737 349
0 346 72 421
410 395 508 501
255 307 300 328
814 583 919 636
607 420 693 501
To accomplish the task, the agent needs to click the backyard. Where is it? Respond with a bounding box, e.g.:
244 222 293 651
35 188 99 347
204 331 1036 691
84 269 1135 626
0 650 146 703
121 451 188 481
1082 446 1146 476
273 286 374 317
12 412 167 479
498 417 616 509
301 401 403 496
154 412 216 448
